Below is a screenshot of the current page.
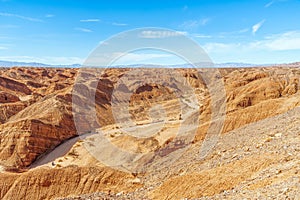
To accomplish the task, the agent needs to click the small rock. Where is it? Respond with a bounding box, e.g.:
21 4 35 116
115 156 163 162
243 147 250 152
282 188 289 194
264 137 273 143
131 178 141 184
275 133 282 138
147 186 154 191
116 191 123 197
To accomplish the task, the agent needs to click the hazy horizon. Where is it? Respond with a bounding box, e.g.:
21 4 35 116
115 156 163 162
1 59 299 68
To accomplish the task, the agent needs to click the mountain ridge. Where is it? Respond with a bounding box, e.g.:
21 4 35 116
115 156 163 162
0 60 260 68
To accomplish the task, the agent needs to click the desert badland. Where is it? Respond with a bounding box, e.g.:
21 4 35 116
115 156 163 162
0 65 299 199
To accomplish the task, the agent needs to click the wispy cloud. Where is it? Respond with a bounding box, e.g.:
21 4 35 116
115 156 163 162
139 30 187 38
0 12 43 22
80 19 100 22
180 18 210 30
0 43 12 50
193 34 212 38
45 14 55 18
193 28 249 41
265 0 287 8
112 22 128 26
203 42 242 53
250 31 300 51
203 30 300 54
238 28 250 34
265 1 275 7
252 19 266 35
219 28 250 38
0 24 19 29
182 5 188 11
0 35 12 40
75 27 93 33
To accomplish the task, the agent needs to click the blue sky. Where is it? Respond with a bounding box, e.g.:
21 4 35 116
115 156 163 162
0 0 300 65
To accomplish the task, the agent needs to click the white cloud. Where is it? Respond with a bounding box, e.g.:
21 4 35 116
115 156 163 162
112 22 128 26
0 12 43 22
0 24 19 28
250 31 300 51
75 27 93 33
0 35 11 40
265 0 287 8
265 1 275 7
224 28 250 35
0 43 12 50
238 28 250 34
215 28 250 39
115 52 173 64
202 30 300 54
180 18 210 30
139 30 187 39
203 43 242 53
45 14 55 18
80 19 100 22
252 19 266 35
193 34 212 38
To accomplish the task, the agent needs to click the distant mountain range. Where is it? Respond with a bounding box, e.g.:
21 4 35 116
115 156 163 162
0 60 260 68
0 60 81 68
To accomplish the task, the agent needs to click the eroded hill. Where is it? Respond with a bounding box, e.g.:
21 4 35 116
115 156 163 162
0 66 299 199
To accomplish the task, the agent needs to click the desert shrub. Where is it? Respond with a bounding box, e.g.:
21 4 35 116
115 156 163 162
68 149 79 157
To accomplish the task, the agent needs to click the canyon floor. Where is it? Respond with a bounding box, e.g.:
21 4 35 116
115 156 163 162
0 65 300 199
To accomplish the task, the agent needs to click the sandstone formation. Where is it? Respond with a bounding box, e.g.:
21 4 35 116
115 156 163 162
0 65 300 199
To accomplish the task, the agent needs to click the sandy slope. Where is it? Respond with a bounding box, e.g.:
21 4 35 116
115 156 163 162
67 106 300 200
1 66 300 199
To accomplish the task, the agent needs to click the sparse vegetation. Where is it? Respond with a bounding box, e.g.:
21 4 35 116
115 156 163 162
55 164 62 168
67 149 79 157
1 67 300 199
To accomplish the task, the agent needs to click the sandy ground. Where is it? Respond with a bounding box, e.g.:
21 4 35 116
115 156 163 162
29 95 199 171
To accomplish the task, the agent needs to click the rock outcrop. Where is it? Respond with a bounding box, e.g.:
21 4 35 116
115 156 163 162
1 65 300 199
